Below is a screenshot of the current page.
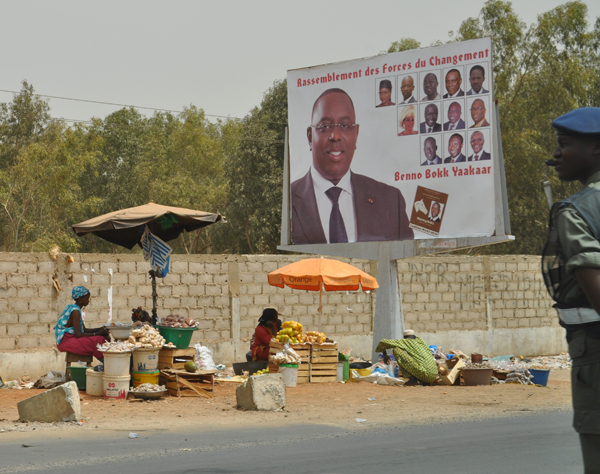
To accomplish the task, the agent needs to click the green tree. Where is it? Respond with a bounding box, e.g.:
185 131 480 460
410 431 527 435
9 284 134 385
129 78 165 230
220 79 288 254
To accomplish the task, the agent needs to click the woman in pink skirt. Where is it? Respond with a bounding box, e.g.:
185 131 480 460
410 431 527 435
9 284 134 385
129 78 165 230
55 286 109 360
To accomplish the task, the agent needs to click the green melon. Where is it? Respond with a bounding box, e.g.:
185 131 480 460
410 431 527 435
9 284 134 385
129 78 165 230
184 361 197 373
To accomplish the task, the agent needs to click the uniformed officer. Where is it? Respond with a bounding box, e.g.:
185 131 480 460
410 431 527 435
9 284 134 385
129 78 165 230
542 107 600 473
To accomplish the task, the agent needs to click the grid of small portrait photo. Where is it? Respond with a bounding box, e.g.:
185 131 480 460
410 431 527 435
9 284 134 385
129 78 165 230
415 62 491 166
375 77 396 108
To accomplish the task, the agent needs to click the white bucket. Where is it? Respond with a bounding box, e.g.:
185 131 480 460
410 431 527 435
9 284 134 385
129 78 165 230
103 375 131 400
279 365 298 388
103 351 131 377
86 368 103 397
132 347 160 372
337 362 344 382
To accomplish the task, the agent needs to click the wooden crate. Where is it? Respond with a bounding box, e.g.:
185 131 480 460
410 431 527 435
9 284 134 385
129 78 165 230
310 343 338 383
158 347 195 370
269 341 310 384
160 369 216 398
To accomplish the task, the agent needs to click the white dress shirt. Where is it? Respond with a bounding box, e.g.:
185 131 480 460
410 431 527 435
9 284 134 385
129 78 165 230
400 95 415 104
311 167 357 243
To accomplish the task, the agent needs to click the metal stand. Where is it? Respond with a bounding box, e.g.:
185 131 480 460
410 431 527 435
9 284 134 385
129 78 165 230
149 270 158 325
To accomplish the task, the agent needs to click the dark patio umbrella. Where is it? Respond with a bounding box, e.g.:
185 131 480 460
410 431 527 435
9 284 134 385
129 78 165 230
73 202 225 323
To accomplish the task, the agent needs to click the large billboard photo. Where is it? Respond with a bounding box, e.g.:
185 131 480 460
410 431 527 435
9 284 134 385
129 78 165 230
287 38 496 245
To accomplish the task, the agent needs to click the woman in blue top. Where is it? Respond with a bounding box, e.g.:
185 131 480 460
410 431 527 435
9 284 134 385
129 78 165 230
55 286 109 360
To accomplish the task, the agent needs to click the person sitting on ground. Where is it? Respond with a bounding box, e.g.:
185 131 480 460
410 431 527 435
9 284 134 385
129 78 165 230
249 308 281 362
376 329 438 385
55 286 109 361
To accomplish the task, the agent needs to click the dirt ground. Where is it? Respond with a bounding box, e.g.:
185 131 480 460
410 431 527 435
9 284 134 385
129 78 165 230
0 369 573 439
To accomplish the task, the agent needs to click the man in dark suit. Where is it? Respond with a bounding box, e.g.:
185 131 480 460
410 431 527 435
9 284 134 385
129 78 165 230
466 65 489 95
467 131 491 161
291 88 414 245
444 134 466 163
421 137 442 165
429 202 442 222
420 104 441 133
442 69 464 98
443 101 465 131
399 75 416 104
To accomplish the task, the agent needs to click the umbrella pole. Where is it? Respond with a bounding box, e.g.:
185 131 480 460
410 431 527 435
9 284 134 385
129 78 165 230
318 286 322 333
149 270 158 325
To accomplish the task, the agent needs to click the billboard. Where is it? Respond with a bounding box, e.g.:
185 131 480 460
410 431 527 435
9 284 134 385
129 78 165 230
287 38 497 246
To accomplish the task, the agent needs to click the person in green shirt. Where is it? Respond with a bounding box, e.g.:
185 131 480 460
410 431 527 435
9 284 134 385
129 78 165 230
542 107 600 473
376 330 438 385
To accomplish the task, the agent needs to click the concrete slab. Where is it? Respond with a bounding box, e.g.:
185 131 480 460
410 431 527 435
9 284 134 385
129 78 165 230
17 381 81 422
236 374 286 411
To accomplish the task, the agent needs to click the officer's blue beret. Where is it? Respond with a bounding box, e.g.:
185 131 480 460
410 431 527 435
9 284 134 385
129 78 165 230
552 107 600 135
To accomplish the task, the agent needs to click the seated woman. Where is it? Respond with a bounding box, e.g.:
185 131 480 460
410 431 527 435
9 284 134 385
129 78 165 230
249 308 280 362
55 286 109 360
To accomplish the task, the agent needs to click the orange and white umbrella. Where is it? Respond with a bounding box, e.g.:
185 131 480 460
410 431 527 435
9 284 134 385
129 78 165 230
268 258 378 331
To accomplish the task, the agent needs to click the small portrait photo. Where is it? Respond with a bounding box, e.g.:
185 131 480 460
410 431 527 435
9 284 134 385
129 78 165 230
442 66 465 99
428 201 444 222
467 96 491 129
420 70 441 102
444 131 467 164
466 63 490 96
467 129 491 162
443 99 466 131
376 77 395 108
419 101 442 134
397 105 418 136
398 74 418 105
421 135 442 166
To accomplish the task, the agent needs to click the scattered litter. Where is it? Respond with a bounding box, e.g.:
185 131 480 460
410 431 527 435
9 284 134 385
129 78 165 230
367 397 376 401
216 364 226 371
128 433 138 439
355 418 367 423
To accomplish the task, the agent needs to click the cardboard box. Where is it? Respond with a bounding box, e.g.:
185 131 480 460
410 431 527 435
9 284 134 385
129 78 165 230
435 359 465 385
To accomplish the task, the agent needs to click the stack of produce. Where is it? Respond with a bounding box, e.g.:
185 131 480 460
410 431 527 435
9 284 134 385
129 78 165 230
299 331 327 344
254 368 269 375
130 383 166 392
270 347 302 365
127 324 166 348
276 321 303 343
158 314 199 328
97 340 134 352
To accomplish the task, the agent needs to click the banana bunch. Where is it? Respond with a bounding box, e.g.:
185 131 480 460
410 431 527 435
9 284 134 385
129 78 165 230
254 368 269 375
276 321 303 344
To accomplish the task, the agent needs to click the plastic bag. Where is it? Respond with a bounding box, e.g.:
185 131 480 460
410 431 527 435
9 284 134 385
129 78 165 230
194 343 217 370
33 370 66 389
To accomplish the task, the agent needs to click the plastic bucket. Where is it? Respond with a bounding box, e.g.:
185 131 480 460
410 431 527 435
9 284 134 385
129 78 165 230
86 368 103 397
461 368 493 386
336 362 344 382
67 366 88 390
529 368 550 386
132 347 160 372
156 326 197 349
350 368 372 383
131 370 160 387
279 364 298 387
103 351 131 377
103 375 131 399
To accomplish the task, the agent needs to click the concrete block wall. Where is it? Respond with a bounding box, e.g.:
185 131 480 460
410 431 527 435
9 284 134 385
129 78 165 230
0 251 563 379
399 255 557 333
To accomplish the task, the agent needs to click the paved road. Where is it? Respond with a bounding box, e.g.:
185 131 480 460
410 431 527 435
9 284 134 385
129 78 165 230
0 412 582 473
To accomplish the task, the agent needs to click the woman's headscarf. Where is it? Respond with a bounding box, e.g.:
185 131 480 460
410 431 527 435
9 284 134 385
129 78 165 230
72 286 90 300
